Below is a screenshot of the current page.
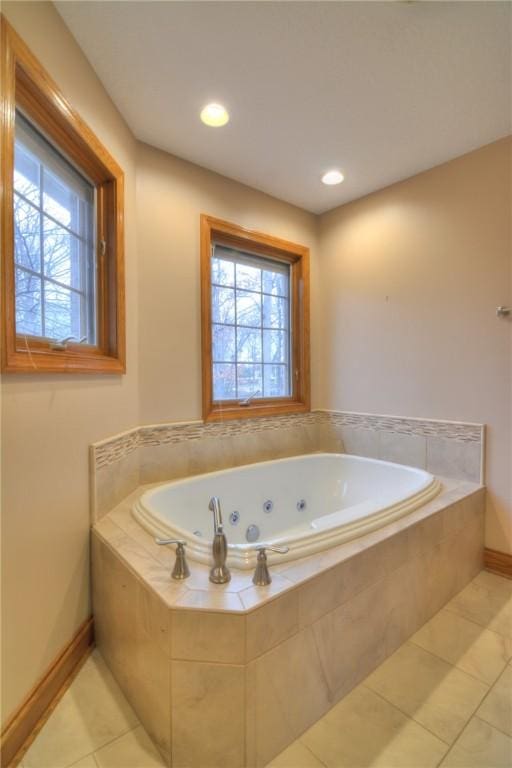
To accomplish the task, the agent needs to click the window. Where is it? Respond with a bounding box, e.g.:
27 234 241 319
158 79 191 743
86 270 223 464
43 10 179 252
14 114 96 344
201 215 310 421
1 17 125 373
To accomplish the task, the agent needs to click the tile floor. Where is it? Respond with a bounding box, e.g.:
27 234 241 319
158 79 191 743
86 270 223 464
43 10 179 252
18 570 512 768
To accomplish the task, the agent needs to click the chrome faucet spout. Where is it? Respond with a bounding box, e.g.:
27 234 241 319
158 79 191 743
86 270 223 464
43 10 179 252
209 496 223 534
208 496 231 584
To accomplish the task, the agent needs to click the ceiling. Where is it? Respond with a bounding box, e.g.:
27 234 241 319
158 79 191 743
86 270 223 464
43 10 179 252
56 1 511 214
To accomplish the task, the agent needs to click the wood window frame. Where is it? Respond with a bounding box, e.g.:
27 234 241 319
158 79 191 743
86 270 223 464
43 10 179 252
0 16 125 374
201 214 310 422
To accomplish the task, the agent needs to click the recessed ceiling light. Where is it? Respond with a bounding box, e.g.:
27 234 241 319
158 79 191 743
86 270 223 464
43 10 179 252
321 170 344 186
200 103 229 127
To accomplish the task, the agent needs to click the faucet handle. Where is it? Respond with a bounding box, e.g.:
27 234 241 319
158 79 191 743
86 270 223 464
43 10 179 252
155 539 190 580
257 545 289 555
252 545 290 586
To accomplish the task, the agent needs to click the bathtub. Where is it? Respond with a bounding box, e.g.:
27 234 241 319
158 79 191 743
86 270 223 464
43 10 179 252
132 453 441 569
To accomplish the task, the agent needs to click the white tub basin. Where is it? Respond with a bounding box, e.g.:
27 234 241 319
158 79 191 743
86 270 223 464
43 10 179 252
132 453 441 569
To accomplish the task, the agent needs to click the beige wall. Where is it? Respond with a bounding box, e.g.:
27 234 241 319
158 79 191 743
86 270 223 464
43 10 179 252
319 138 512 553
0 2 139 724
136 142 320 425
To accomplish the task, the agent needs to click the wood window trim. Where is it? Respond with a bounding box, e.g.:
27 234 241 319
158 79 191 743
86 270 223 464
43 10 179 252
201 214 310 422
0 16 126 374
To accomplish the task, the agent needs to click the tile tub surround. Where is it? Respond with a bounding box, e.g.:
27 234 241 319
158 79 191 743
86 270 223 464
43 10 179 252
19 574 512 768
90 410 484 519
92 479 485 767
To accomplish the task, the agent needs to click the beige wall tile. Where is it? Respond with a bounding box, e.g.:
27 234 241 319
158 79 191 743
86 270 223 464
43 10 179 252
454 514 485 592
187 435 237 476
440 717 512 768
379 431 427 468
239 574 296 611
246 590 299 661
364 642 489 744
246 628 331 767
336 426 379 458
411 609 512 685
171 609 246 663
311 564 414 701
408 508 447 559
301 685 448 768
92 538 171 760
140 442 192 485
298 530 410 628
95 449 140 521
136 579 171 658
408 532 467 627
171 661 245 768
427 437 482 483
315 422 344 453
476 664 512 736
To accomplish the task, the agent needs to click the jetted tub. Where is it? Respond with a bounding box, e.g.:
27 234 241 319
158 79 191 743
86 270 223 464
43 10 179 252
132 453 441 569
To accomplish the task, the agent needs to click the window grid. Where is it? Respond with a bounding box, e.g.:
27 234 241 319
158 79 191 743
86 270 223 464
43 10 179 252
15 188 90 243
211 251 292 402
13 120 95 344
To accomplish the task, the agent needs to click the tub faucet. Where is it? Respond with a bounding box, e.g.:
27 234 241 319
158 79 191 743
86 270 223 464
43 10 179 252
253 545 289 586
155 538 190 580
208 496 231 584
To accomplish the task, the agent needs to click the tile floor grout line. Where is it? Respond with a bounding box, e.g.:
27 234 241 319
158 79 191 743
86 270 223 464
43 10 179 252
472 663 512 742
404 637 498 687
295 738 329 768
434 714 474 768
475 712 512 742
469 662 508 714
442 603 512 641
359 683 453 748
437 715 512 768
62 724 140 768
407 633 508 688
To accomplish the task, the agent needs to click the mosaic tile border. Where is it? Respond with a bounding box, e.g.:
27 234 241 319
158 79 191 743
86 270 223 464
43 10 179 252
92 410 483 471
326 411 483 442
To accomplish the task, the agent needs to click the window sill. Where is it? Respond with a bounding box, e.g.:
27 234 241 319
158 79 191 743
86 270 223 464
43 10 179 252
2 343 125 374
204 400 309 422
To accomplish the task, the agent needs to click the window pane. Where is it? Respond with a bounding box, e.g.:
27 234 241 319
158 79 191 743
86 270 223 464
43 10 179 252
15 268 42 337
263 329 288 364
237 327 262 362
263 294 288 329
14 111 96 344
43 217 82 290
14 142 40 206
236 262 261 292
264 364 289 397
237 363 262 398
213 363 236 400
212 257 234 287
14 195 40 271
236 289 261 327
212 323 235 362
263 269 288 297
43 168 80 233
211 245 292 402
212 286 235 324
44 284 82 340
